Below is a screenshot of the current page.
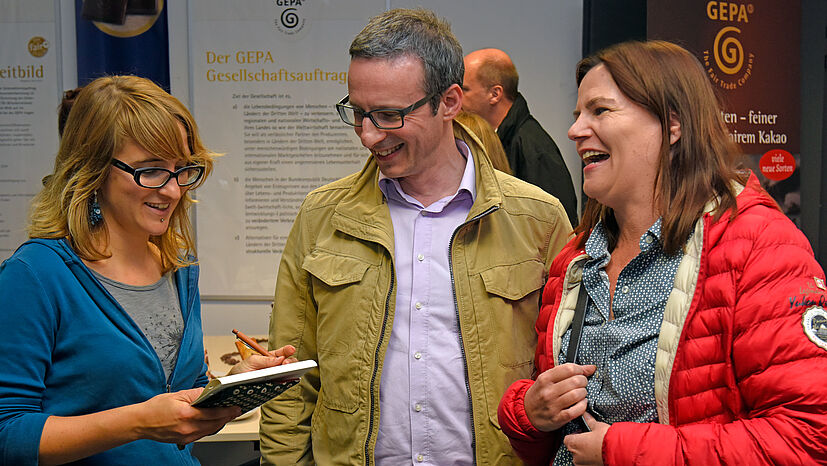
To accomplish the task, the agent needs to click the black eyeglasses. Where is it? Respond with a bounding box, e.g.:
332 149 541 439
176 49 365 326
335 93 435 130
111 159 205 189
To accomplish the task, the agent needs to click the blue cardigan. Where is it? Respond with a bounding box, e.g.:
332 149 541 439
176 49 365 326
0 239 208 465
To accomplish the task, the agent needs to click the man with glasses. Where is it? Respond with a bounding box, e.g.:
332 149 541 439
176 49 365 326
260 8 572 465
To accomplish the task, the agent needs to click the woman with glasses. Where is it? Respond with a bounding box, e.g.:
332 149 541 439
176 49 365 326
0 75 295 465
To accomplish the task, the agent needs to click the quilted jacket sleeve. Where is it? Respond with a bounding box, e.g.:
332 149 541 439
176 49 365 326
603 200 827 465
498 239 581 465
498 379 560 466
259 204 319 466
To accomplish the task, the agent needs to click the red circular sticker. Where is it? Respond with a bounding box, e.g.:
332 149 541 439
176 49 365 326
758 149 795 181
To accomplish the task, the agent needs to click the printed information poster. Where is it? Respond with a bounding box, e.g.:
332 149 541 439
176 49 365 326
192 1 382 297
648 0 802 225
0 2 59 261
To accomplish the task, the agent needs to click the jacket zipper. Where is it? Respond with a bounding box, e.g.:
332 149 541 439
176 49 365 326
365 263 395 465
363 204 497 464
448 205 499 465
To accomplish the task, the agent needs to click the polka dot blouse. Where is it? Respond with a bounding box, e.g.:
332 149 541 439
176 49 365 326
554 218 684 465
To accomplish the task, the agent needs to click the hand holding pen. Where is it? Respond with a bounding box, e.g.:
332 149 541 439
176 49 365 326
232 328 271 356
226 329 298 375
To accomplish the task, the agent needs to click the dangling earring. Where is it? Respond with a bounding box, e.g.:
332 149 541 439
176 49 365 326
88 191 103 227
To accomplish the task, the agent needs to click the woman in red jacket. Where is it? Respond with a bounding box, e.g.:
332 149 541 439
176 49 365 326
497 40 827 465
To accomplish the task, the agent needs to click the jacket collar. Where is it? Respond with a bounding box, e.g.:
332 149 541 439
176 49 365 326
331 123 504 249
496 92 530 146
378 139 477 207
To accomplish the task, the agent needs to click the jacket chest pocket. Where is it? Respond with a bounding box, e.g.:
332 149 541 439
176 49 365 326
479 259 545 370
303 250 379 413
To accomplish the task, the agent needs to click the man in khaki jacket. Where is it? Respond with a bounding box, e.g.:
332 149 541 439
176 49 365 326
260 8 572 465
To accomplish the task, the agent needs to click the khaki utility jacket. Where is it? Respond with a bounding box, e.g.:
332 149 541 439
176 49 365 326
260 121 572 465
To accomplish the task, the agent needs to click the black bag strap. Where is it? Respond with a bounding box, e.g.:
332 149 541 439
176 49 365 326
565 284 590 364
564 283 593 432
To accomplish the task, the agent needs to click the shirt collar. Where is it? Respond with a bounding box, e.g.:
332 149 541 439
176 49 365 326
584 217 665 265
640 218 664 253
378 139 477 209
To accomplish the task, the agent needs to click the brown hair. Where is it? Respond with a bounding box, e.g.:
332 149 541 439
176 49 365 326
574 40 746 254
349 8 463 114
58 87 82 137
454 111 512 174
30 75 218 272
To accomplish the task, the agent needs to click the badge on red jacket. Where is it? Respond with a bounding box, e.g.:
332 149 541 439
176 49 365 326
802 306 827 351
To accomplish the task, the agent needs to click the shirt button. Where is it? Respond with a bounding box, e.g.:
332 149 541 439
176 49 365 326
415 302 423 310
417 253 425 262
416 454 424 462
414 352 422 359
621 285 630 294
414 403 422 412
644 236 653 244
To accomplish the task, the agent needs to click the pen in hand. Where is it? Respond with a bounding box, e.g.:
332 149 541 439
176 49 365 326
232 329 270 356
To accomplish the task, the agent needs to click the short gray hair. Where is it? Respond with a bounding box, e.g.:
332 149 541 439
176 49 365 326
349 8 463 114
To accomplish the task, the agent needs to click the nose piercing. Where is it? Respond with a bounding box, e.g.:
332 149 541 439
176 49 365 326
160 218 165 222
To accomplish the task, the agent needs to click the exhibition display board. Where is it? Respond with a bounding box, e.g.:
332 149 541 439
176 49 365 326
0 0 60 261
190 1 379 297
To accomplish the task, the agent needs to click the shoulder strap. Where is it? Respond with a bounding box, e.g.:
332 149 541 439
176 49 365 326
565 285 590 364
565 285 593 432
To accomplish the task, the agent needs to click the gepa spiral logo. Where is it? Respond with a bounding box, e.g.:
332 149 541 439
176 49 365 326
701 2 755 91
274 0 306 35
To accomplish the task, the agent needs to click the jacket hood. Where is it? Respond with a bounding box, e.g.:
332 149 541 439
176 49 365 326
22 237 77 261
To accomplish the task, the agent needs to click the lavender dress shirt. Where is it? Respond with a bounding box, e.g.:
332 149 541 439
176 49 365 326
374 140 476 465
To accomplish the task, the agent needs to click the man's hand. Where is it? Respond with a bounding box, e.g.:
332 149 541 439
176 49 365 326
523 363 596 431
228 344 298 375
563 412 609 465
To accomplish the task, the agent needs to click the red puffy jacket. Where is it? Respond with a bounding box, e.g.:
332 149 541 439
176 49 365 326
498 174 827 465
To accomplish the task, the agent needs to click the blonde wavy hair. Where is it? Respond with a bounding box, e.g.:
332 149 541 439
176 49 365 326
453 111 512 175
29 75 218 271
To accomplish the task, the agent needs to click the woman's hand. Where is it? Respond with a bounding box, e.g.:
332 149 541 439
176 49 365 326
227 344 297 375
133 388 241 444
38 388 242 465
564 412 609 465
523 363 596 431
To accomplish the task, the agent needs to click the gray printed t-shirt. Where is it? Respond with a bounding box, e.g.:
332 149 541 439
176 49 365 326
93 270 184 380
